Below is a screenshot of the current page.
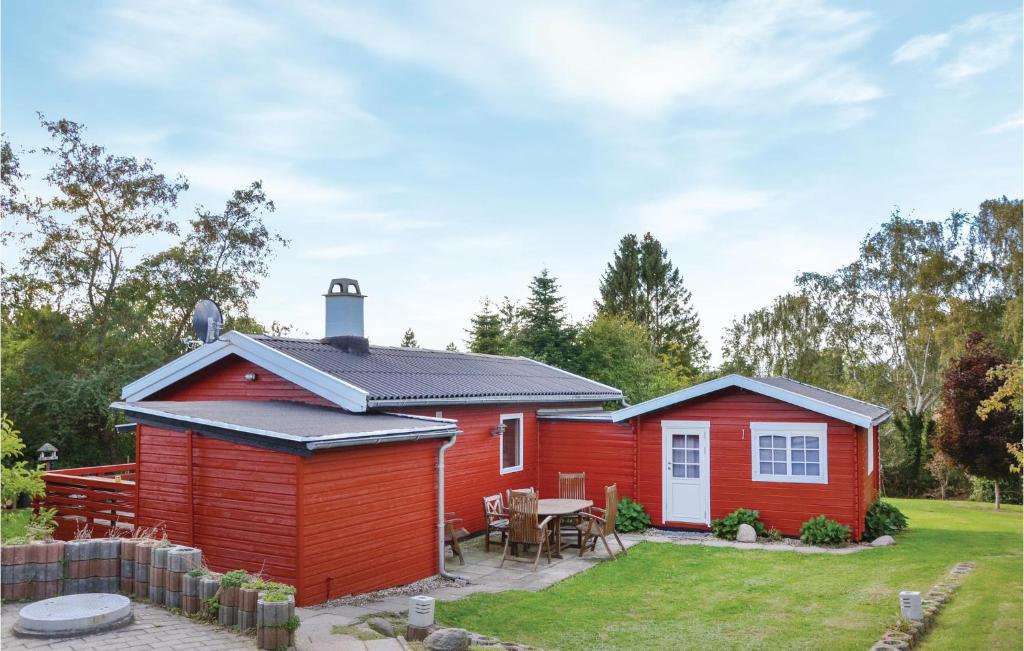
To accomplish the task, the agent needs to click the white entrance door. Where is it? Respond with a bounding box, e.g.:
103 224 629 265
662 420 710 525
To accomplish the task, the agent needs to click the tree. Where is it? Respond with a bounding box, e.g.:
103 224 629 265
597 233 708 377
518 269 577 368
576 314 685 403
445 342 458 352
0 415 45 506
400 328 418 348
465 299 507 354
935 333 1021 509
1 118 285 467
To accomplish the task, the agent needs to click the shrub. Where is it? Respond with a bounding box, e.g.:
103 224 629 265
1 415 45 506
221 569 251 587
864 500 909 540
799 515 850 545
615 497 651 532
969 477 1023 505
764 527 783 542
710 508 765 540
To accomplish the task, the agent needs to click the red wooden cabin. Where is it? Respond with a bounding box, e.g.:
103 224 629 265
45 278 889 606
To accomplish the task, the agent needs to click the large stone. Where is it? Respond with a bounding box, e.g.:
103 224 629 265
367 617 395 637
736 524 757 543
871 535 896 547
424 627 471 651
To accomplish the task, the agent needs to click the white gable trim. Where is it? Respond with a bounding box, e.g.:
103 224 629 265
120 331 369 412
611 374 879 428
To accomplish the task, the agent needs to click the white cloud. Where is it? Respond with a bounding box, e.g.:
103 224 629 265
892 33 951 63
980 112 1024 135
632 188 771 237
299 0 881 118
892 11 1021 84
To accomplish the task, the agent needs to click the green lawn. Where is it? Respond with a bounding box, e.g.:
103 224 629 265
0 509 32 542
437 499 1022 650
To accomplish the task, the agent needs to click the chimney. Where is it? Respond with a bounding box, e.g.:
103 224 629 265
321 278 370 354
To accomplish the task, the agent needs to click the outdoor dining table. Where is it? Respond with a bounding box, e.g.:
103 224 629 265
537 498 593 558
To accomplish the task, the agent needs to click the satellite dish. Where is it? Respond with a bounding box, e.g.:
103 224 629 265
192 299 223 344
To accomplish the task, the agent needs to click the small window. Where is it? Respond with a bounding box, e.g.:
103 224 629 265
499 413 523 474
751 422 828 484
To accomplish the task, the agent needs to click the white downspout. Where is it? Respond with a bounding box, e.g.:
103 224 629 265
438 435 464 581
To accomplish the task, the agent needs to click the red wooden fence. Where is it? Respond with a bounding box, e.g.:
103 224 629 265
40 464 137 540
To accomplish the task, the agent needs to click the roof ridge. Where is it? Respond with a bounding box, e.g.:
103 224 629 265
760 376 886 411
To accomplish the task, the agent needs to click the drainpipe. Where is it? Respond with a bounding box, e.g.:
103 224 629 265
438 435 465 581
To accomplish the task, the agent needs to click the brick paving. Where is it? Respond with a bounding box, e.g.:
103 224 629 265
1 600 253 650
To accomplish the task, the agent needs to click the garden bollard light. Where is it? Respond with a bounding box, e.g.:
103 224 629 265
899 590 923 621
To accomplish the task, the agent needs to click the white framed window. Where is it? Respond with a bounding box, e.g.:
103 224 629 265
750 422 828 484
499 413 524 474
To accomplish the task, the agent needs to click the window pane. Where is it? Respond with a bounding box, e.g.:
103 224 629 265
774 462 787 474
673 434 686 449
792 462 805 475
805 437 819 449
806 450 820 463
686 464 699 478
759 462 774 474
792 436 804 449
673 465 686 478
773 436 786 448
686 435 699 449
792 449 805 462
502 418 520 468
673 449 686 463
806 463 820 476
686 450 699 463
759 435 774 447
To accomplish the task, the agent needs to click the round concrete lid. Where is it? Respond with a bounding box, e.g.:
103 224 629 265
15 594 133 638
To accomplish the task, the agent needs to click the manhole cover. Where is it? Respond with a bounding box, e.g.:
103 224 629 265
14 593 133 638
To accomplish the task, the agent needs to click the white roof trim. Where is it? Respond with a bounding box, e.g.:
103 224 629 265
112 402 454 445
120 331 369 412
611 374 883 428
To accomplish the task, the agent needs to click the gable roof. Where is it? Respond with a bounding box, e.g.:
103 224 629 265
112 400 459 455
121 331 623 411
611 374 890 428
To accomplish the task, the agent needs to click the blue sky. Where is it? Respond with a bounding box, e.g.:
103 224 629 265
3 1 1021 361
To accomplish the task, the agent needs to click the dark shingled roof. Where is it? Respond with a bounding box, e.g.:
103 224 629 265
249 335 623 405
754 376 890 422
112 400 458 453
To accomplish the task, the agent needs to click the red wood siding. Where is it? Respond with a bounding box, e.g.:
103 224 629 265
538 419 636 504
136 425 299 586
636 388 863 539
299 440 441 606
153 355 333 406
400 405 544 534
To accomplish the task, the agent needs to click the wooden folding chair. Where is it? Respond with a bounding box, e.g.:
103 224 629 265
444 513 469 565
577 484 627 560
500 491 553 570
482 494 508 552
558 472 586 546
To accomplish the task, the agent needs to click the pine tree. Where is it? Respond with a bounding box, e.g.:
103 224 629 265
445 341 458 352
400 328 418 348
519 269 577 368
597 232 709 376
465 299 506 354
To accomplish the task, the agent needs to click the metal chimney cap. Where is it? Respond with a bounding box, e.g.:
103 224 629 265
325 278 364 297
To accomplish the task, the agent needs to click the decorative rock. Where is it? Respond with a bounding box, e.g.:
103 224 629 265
871 535 896 547
736 524 757 543
424 627 471 651
367 616 395 637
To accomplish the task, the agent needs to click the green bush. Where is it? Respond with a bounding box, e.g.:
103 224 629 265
1 415 45 506
710 508 765 540
799 515 850 545
615 497 651 532
220 569 251 587
864 500 909 540
969 477 1023 505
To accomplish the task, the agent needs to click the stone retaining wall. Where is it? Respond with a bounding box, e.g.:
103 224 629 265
2 538 299 650
870 562 976 650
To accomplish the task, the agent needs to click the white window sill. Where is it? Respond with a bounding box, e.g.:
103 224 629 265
752 474 828 485
500 465 523 475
